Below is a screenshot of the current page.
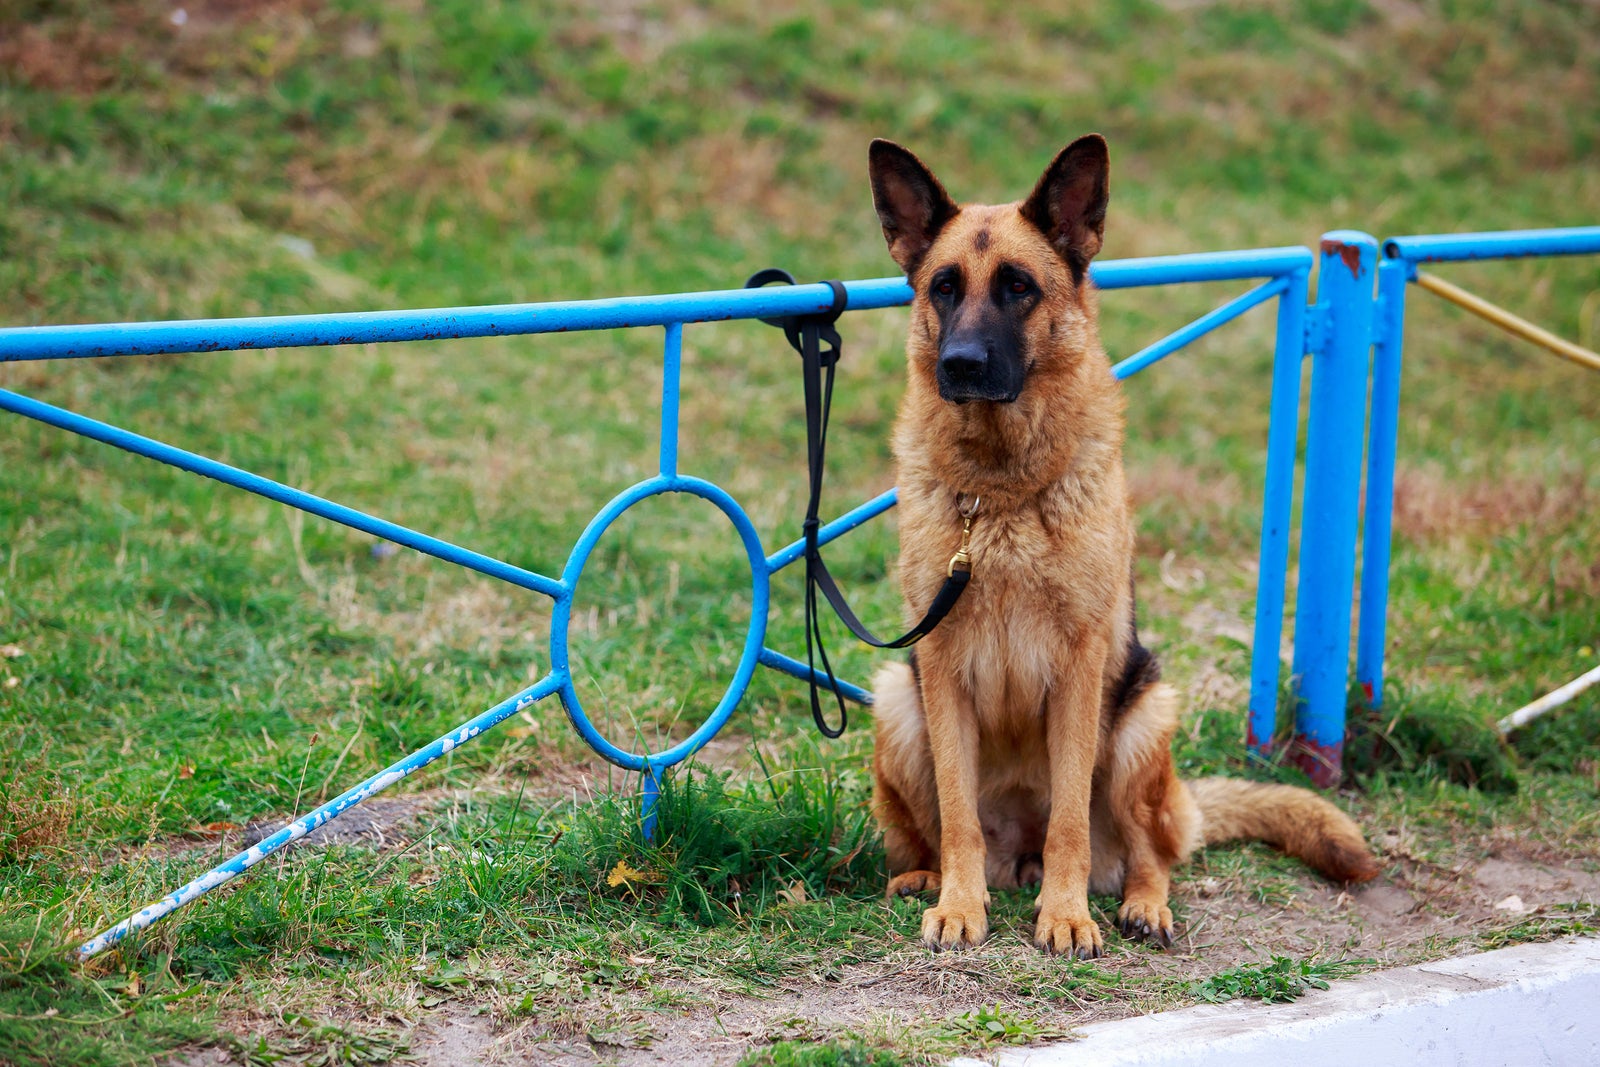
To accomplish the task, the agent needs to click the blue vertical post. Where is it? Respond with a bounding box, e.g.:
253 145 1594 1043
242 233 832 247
1248 268 1311 757
660 322 682 479
1290 232 1377 786
642 320 683 842
641 765 662 841
1355 255 1410 710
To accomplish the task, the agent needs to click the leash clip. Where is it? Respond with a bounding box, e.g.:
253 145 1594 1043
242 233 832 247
948 496 981 577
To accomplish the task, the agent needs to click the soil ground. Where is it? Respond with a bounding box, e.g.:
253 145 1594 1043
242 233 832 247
160 784 1600 1067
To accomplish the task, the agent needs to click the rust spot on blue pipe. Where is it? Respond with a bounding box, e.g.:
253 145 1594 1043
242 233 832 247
1321 239 1364 279
1287 735 1343 788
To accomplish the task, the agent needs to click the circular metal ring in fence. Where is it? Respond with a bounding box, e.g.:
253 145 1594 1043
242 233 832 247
549 475 770 772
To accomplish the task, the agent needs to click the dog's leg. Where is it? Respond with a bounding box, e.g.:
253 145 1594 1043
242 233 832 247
1034 634 1109 958
916 649 988 950
872 662 942 899
878 774 941 899
1106 682 1199 947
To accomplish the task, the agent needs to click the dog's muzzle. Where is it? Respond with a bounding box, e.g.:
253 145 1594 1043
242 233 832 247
937 340 1022 404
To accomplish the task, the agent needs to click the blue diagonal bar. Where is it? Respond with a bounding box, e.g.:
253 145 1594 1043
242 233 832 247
766 488 899 574
77 671 566 959
0 388 566 600
757 647 875 705
1110 276 1291 379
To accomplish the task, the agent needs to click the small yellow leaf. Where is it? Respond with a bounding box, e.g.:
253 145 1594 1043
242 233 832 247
606 860 655 888
776 880 808 905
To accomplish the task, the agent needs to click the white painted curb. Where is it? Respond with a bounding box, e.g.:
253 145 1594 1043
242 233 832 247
950 937 1600 1067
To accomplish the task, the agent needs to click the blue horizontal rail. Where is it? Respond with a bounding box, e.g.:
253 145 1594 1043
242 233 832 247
0 279 915 361
1090 246 1311 289
1382 227 1600 266
0 248 1313 362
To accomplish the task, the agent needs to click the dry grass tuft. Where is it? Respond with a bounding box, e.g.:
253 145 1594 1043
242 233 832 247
1391 465 1595 545
0 738 74 863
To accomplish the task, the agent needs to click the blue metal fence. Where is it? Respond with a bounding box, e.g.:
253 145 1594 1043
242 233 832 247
1356 227 1600 713
8 228 1589 959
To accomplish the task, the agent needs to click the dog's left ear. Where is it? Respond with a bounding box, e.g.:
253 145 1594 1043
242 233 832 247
1020 134 1109 282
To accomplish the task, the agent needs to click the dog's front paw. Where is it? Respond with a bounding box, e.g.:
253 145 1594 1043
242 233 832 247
886 870 942 900
921 902 988 951
1033 906 1103 959
1117 897 1174 948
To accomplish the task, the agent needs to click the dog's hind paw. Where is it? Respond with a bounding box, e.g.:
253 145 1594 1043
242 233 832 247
885 870 942 900
920 901 988 951
1033 907 1103 959
1116 896 1175 948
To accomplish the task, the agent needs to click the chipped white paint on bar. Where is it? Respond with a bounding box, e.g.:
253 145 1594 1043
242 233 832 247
77 672 564 959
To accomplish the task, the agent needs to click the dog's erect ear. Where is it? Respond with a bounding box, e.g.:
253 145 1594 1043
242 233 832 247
869 139 959 276
1020 134 1109 282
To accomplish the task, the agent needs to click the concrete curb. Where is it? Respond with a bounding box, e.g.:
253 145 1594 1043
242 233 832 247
950 937 1600 1067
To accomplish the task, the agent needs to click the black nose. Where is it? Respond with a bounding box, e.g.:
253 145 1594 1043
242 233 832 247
939 340 988 384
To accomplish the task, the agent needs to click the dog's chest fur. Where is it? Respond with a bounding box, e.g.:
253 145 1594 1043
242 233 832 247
896 453 1134 735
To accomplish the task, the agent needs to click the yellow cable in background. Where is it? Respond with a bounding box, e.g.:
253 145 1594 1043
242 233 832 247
1414 269 1600 373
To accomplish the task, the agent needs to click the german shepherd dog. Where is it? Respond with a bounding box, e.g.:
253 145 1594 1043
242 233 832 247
866 135 1378 957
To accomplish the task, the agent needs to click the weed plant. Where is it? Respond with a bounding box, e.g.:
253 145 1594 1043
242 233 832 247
1193 955 1372 1004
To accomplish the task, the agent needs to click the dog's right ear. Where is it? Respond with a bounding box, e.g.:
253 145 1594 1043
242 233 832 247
869 139 959 276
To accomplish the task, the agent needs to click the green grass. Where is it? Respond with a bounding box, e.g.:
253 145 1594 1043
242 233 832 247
3 0 1599 1062
740 1040 906 1067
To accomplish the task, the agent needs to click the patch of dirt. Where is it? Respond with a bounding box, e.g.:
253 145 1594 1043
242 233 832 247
371 846 1600 1066
165 1047 231 1067
130 748 614 866
0 0 325 96
407 1010 498 1066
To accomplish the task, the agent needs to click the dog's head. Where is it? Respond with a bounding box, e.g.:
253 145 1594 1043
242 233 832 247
868 136 1109 405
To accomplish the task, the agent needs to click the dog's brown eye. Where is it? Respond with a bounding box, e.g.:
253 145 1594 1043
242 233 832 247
936 280 954 296
1010 280 1029 295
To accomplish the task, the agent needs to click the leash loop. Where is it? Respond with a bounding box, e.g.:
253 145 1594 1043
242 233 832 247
746 269 974 738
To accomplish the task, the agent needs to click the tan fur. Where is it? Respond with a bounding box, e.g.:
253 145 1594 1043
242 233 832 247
866 137 1377 957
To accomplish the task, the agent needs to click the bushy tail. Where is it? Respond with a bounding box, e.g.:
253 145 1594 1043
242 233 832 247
1186 778 1379 883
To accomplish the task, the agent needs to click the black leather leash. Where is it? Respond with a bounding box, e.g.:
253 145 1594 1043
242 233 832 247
745 269 975 738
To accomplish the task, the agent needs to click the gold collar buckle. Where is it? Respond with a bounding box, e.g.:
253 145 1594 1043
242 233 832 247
947 495 981 577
